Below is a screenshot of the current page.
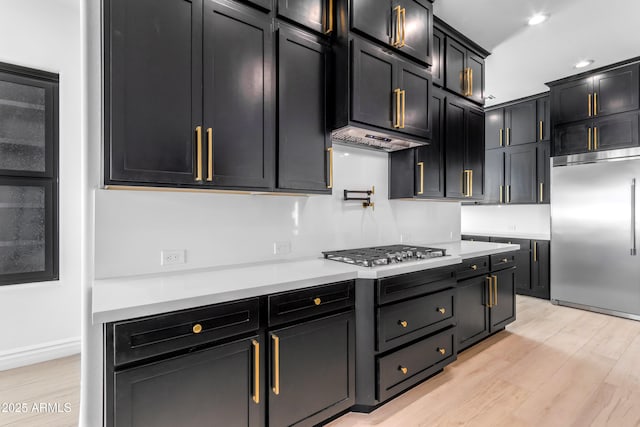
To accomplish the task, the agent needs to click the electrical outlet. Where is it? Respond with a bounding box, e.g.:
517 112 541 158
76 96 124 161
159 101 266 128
273 241 291 255
161 250 186 266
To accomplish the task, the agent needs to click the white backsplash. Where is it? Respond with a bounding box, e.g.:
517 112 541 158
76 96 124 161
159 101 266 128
95 144 461 278
461 204 550 236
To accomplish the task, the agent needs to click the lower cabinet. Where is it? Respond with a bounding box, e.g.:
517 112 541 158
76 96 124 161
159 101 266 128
456 275 490 350
268 311 355 427
489 267 516 330
113 337 263 427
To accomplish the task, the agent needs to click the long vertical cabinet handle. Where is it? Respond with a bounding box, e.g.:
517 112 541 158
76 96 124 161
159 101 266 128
539 121 543 141
469 68 473 96
594 92 598 116
394 89 401 128
539 182 544 203
206 128 213 182
400 8 406 48
533 241 538 262
588 94 592 117
486 276 493 308
327 147 333 189
417 162 425 195
469 170 473 197
271 334 280 395
324 0 333 34
506 128 510 146
492 276 498 306
499 185 504 203
594 127 598 150
400 90 406 129
632 179 637 256
195 126 203 181
588 127 592 151
252 339 260 404
392 6 402 47
500 129 503 147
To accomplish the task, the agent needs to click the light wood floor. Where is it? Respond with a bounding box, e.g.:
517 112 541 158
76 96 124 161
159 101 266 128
1 297 640 427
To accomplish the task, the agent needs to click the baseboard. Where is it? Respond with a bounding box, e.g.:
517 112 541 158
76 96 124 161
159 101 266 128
0 337 81 371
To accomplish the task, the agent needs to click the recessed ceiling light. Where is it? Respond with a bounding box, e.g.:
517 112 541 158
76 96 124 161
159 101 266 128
528 13 548 26
574 60 594 69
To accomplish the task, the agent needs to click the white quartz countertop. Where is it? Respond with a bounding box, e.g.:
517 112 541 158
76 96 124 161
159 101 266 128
462 230 551 241
92 241 519 324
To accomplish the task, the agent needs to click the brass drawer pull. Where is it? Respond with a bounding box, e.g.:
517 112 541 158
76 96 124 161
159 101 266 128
313 297 322 306
399 366 408 375
399 320 408 328
393 6 402 47
492 275 498 306
252 339 260 404
501 258 508 263
437 307 446 315
192 323 203 334
325 0 334 34
437 347 446 355
272 335 280 395
327 147 334 189
471 264 478 270
417 161 425 195
206 127 213 182
195 126 203 181
394 88 402 128
539 120 543 141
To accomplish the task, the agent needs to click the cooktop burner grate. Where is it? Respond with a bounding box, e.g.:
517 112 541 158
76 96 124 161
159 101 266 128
322 245 447 267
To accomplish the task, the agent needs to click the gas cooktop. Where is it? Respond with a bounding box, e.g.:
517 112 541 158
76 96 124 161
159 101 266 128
322 245 448 268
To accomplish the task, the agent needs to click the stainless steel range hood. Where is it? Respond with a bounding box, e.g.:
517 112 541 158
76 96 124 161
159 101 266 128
331 125 428 152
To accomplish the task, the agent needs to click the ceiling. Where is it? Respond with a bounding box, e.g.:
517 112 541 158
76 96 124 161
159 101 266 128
434 0 640 106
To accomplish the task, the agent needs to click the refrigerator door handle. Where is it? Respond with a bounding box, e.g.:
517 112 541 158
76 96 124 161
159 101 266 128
632 178 637 256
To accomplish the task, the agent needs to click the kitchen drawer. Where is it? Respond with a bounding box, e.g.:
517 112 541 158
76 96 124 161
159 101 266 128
111 298 260 367
490 252 517 271
268 280 355 327
377 288 455 352
377 265 456 305
377 327 456 402
455 256 490 281
461 235 491 242
490 237 530 250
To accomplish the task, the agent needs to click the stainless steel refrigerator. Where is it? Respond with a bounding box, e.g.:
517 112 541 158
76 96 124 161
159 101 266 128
551 147 640 320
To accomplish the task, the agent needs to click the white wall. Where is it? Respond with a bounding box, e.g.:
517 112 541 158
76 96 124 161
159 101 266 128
95 144 462 278
461 204 550 238
0 0 82 368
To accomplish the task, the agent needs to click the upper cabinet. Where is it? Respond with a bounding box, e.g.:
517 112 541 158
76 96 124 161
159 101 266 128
351 0 433 66
485 100 538 149
276 0 332 35
431 27 445 87
549 61 640 156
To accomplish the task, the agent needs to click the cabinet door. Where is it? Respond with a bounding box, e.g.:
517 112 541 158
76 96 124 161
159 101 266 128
490 268 516 332
593 111 640 152
418 88 445 198
505 144 537 204
389 148 415 199
269 312 355 427
431 28 445 87
552 77 593 125
505 100 537 146
395 0 432 65
444 38 466 97
107 0 202 185
277 0 326 34
0 178 56 286
0 71 55 178
351 39 397 131
485 108 505 150
594 63 640 117
351 0 390 46
445 98 466 198
467 107 485 200
484 149 504 204
553 121 591 156
113 337 263 427
537 96 550 142
514 247 531 294
203 0 274 189
531 240 550 299
467 52 485 105
277 26 330 192
537 141 550 204
456 275 490 351
397 61 431 139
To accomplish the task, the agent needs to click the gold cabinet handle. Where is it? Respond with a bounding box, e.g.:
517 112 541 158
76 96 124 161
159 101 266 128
588 127 592 151
493 275 498 306
192 323 203 334
594 127 598 150
469 170 473 197
271 335 280 395
533 241 538 262
252 339 260 404
400 7 406 48
469 68 473 96
594 92 598 116
539 120 543 141
325 0 333 34
471 264 478 271
417 162 424 195
206 128 213 182
393 6 402 47
539 182 544 203
501 258 508 263
437 347 446 355
313 297 322 306
394 88 402 128
506 128 510 146
195 126 203 181
400 89 406 128
399 366 408 375
437 307 446 314
486 276 493 308
327 147 333 189
399 320 408 328
499 128 504 147
588 93 592 117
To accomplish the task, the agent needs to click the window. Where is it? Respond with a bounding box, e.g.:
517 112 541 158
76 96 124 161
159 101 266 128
0 62 58 285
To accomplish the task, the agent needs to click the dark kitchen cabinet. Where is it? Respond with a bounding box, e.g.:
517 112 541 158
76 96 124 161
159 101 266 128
553 121 591 155
490 237 531 298
485 109 504 150
484 148 504 204
505 144 537 204
431 27 445 87
445 38 484 105
203 0 274 189
456 275 490 350
530 240 550 299
537 141 550 203
550 62 640 126
276 25 330 193
349 38 431 139
505 100 537 146
489 267 516 330
113 337 263 427
268 311 355 427
351 0 433 66
277 0 330 34
106 0 203 185
446 97 484 199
